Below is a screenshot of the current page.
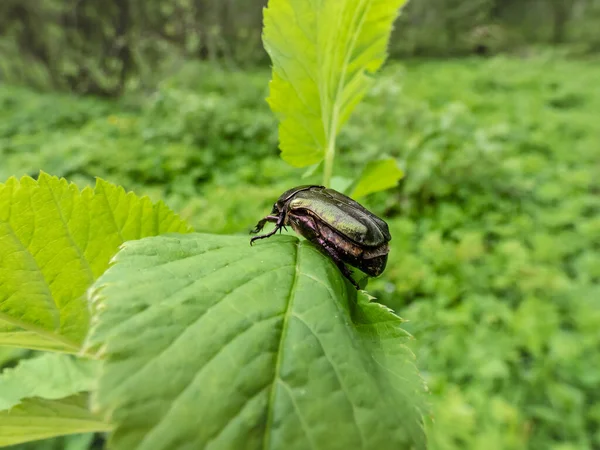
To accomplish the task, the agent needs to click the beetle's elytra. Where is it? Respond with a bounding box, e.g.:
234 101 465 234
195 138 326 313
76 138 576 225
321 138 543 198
250 185 391 289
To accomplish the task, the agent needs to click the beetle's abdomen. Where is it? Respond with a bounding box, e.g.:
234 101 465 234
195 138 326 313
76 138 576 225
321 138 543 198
315 219 389 277
289 195 389 247
285 206 390 278
359 254 388 277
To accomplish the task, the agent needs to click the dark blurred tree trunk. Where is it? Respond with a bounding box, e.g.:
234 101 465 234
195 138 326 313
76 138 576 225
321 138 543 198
2 0 598 94
220 0 235 61
114 0 131 93
13 5 50 66
194 0 212 60
551 0 574 43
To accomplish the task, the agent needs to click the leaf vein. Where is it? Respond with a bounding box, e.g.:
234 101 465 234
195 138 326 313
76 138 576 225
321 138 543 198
137 313 284 448
113 264 292 393
45 181 95 282
277 379 318 449
292 312 366 447
1 202 59 329
97 182 125 242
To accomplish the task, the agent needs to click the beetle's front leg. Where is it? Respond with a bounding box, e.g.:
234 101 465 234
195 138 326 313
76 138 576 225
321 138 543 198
250 215 279 234
250 214 285 246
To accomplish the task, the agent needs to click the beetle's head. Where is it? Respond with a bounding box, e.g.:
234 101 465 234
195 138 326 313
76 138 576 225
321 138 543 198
270 202 283 216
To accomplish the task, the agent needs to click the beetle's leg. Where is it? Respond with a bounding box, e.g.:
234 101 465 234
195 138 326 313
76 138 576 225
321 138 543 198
250 229 278 245
250 214 286 246
315 238 361 290
338 263 361 290
250 215 279 234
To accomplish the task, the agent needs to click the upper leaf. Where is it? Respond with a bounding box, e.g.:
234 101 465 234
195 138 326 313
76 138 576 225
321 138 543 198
264 0 407 167
86 233 425 450
0 173 192 352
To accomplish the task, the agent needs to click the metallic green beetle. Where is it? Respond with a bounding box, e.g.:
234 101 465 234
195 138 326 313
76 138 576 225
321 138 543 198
250 185 391 289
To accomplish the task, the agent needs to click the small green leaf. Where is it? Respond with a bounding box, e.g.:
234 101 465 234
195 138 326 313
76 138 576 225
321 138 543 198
264 0 407 169
0 346 26 368
86 233 425 450
0 395 111 447
0 172 192 352
14 433 96 450
0 353 99 411
330 176 354 194
0 354 107 447
351 158 404 199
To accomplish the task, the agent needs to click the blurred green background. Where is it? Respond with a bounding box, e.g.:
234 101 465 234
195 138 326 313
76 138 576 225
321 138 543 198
1 1 600 449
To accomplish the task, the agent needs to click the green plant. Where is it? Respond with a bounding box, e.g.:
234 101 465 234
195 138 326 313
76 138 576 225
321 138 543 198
0 1 427 449
263 0 407 193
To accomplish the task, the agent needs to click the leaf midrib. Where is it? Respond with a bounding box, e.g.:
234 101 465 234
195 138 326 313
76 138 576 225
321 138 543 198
262 239 304 450
1 214 60 330
0 311 79 352
321 0 371 183
45 179 95 283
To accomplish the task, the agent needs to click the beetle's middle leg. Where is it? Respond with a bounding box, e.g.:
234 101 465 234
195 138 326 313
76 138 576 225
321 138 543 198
314 237 361 290
250 215 285 245
290 215 361 289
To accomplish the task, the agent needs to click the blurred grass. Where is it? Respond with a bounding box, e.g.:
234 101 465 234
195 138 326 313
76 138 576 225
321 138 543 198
1 54 600 449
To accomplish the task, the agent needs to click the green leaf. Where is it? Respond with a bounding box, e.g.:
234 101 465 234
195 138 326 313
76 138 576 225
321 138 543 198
86 233 426 450
0 353 98 411
330 176 354 195
7 433 96 450
0 346 27 368
0 172 192 353
0 354 108 447
263 0 407 173
350 158 404 199
0 320 74 353
0 395 110 447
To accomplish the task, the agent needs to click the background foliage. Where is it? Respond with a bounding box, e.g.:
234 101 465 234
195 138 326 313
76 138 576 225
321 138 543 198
2 0 600 95
1 52 599 449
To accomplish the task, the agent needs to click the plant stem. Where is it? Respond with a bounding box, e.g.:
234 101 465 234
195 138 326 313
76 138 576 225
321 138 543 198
322 141 335 187
322 111 338 187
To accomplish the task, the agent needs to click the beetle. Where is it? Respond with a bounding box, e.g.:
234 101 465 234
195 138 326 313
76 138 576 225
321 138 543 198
250 185 391 289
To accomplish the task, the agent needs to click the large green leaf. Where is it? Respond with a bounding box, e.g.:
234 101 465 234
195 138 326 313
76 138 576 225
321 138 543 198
0 395 110 447
264 0 407 168
86 233 426 450
0 173 192 353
